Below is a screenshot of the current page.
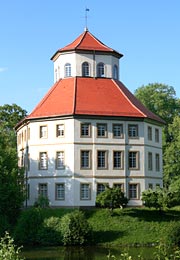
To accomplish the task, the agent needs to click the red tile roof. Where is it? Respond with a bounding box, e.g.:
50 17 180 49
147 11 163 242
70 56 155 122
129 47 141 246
51 30 123 60
27 77 164 124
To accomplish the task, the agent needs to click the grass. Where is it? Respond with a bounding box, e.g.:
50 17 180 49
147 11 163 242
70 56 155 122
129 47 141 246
16 206 180 247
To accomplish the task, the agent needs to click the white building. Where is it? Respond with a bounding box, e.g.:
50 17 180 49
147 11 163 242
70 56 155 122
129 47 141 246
15 29 164 207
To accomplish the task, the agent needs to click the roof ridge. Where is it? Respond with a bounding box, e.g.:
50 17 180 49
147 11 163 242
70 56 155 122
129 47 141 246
88 31 114 52
112 79 147 117
74 31 87 49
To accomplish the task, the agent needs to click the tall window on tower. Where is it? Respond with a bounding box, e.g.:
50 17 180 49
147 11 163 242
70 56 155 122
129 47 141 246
65 63 71 77
113 65 118 80
97 62 105 77
82 62 90 77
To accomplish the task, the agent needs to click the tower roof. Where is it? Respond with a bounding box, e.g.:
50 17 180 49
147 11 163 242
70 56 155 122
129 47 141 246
51 30 123 61
27 77 164 124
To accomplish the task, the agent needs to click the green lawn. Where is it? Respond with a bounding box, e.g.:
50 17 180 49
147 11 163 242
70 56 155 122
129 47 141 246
85 207 180 246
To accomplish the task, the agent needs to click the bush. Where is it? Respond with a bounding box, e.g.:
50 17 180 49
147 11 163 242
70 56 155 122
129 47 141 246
13 208 43 245
34 195 49 208
96 187 128 210
37 216 62 245
60 210 92 245
0 232 24 260
0 215 10 237
166 221 180 247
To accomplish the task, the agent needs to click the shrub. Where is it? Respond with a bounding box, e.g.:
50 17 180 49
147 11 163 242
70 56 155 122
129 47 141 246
37 216 62 245
34 195 49 208
60 210 92 245
166 221 180 247
0 215 10 236
96 187 128 210
0 232 24 260
13 208 43 245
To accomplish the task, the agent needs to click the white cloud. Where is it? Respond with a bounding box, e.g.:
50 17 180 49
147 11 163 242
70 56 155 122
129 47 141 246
0 67 8 73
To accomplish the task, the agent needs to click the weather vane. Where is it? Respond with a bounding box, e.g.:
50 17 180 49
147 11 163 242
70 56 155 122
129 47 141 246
85 7 90 31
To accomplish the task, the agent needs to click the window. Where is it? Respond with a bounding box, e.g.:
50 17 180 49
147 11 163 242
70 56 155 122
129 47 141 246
40 125 47 138
128 151 139 169
128 124 138 138
82 62 90 77
55 69 57 82
113 151 123 169
55 183 65 200
97 123 107 137
81 150 91 169
56 124 64 137
155 153 160 171
81 123 91 137
113 124 123 138
39 183 48 198
80 183 91 200
97 183 107 195
148 126 152 141
39 152 48 170
148 183 153 189
65 63 71 77
97 62 105 77
155 128 159 142
113 65 118 80
148 152 153 171
113 183 124 191
97 151 107 169
56 151 65 169
129 184 139 199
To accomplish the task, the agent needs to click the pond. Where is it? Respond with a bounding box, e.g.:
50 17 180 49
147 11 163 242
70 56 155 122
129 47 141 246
22 246 156 260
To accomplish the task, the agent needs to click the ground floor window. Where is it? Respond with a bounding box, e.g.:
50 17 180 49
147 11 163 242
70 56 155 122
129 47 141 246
80 183 91 200
55 183 65 200
38 183 48 197
113 183 124 192
129 183 139 199
97 183 107 195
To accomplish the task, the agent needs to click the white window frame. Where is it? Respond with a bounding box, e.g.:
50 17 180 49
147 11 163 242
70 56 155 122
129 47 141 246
56 151 65 169
128 124 138 138
97 123 107 138
80 183 91 200
39 183 48 198
65 63 71 77
97 62 105 77
81 150 91 169
56 124 64 137
128 151 139 169
97 150 108 169
82 62 90 77
39 152 48 170
55 183 65 200
113 64 118 80
129 183 139 199
40 125 48 138
81 123 91 137
113 151 123 169
113 124 123 138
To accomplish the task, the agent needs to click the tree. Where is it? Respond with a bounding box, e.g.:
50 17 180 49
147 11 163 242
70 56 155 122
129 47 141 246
96 186 128 210
163 116 180 186
134 83 180 126
0 104 27 224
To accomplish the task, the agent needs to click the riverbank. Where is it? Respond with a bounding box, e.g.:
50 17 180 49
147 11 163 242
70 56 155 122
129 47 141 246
14 206 180 247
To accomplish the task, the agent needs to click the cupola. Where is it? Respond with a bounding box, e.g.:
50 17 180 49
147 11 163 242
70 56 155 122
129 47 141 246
51 30 123 82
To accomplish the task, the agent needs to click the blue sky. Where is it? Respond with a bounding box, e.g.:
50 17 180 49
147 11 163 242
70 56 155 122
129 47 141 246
0 0 180 114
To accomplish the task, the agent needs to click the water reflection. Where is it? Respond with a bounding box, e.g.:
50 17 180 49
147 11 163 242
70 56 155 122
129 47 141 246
23 246 155 260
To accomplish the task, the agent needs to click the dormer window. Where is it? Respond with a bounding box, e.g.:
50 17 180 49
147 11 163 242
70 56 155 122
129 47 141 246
97 62 105 77
65 63 71 77
113 65 118 80
82 62 90 77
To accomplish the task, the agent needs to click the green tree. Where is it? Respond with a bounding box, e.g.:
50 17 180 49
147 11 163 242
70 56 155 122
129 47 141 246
0 104 27 224
96 186 128 210
163 116 180 186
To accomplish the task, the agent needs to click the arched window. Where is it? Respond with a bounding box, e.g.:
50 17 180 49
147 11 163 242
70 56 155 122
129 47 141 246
113 65 118 80
65 63 71 77
82 62 90 77
97 62 105 77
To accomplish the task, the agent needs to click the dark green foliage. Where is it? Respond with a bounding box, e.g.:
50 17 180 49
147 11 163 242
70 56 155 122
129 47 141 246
96 187 128 210
0 215 10 237
60 210 92 245
37 216 62 245
166 221 180 247
34 195 49 208
13 208 43 245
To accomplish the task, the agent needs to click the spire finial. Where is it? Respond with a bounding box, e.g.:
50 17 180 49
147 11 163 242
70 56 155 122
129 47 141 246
85 8 90 31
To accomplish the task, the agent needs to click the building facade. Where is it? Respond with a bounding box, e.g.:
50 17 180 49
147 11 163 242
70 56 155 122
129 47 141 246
15 29 164 207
